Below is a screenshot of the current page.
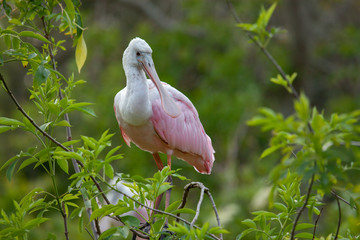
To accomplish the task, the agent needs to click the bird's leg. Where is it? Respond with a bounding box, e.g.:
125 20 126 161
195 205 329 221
165 154 173 210
152 153 164 211
163 154 173 227
152 152 164 170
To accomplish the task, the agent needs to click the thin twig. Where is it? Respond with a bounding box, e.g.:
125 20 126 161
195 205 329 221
331 189 356 209
0 73 68 150
41 16 99 239
191 184 205 228
312 207 324 240
225 3 318 237
225 0 299 99
176 183 191 222
334 195 341 240
0 73 107 199
225 0 315 134
205 190 223 240
106 181 221 240
62 202 70 240
85 227 95 240
175 182 223 240
290 174 315 240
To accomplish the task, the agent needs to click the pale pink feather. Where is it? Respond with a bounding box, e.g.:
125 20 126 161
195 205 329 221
149 81 215 174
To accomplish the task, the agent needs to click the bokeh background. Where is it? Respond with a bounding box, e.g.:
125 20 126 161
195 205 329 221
1 0 360 238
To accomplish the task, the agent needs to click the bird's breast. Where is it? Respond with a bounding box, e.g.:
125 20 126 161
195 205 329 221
119 88 153 126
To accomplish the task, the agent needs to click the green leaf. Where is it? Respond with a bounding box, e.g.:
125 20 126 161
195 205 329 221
23 218 49 229
70 207 84 219
64 0 75 20
0 126 13 134
260 144 283 159
113 206 133 216
294 232 313 239
63 102 96 117
171 208 196 215
9 18 22 25
273 202 287 212
2 153 25 172
157 184 172 196
237 23 257 32
90 205 117 222
54 151 83 162
121 215 141 227
39 122 52 131
294 93 310 121
263 3 277 27
62 139 81 147
165 199 182 213
0 117 24 126
34 65 51 87
18 157 38 172
242 219 256 229
98 227 117 240
104 163 114 179
6 160 18 181
295 223 314 231
19 31 51 44
118 226 130 239
4 35 11 48
252 210 277 218
208 226 230 235
236 229 255 240
57 159 69 174
54 120 71 127
75 33 87 73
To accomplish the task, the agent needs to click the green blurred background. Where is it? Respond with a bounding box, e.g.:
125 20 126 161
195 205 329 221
1 0 360 238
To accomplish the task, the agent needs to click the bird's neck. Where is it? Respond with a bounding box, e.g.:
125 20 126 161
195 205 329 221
122 66 152 126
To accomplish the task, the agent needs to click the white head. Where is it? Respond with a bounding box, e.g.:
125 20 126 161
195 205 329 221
122 37 181 118
123 37 152 69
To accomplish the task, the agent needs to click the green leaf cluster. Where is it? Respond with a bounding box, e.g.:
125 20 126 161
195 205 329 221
0 189 49 239
237 3 282 47
237 172 322 240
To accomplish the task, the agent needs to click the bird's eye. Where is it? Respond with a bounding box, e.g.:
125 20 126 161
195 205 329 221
136 52 141 56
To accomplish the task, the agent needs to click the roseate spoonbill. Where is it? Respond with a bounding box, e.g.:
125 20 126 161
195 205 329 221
114 37 215 203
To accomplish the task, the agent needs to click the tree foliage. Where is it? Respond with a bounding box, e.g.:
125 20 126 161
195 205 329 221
1 0 360 239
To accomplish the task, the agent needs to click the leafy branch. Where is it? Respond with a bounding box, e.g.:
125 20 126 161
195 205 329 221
226 1 360 239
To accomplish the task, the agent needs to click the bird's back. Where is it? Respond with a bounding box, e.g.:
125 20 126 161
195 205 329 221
149 81 215 174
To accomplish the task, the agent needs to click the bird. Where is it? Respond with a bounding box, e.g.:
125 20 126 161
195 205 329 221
114 37 214 178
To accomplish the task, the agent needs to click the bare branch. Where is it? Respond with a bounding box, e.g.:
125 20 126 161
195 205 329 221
0 73 69 152
191 184 205 228
312 207 323 240
105 181 221 240
41 16 99 239
290 174 315 240
225 0 299 99
85 227 95 240
206 189 222 237
331 189 356 209
334 195 341 240
225 0 314 135
62 202 70 240
176 182 223 240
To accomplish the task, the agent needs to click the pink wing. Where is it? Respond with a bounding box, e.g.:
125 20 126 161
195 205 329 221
150 82 215 174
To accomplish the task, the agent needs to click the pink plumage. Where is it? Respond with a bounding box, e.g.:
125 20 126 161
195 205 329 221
114 37 215 174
